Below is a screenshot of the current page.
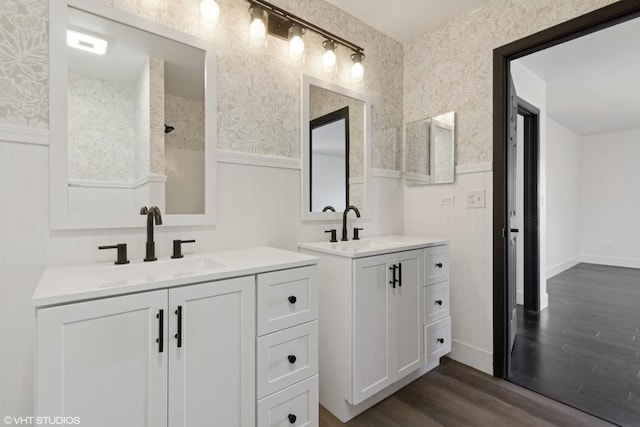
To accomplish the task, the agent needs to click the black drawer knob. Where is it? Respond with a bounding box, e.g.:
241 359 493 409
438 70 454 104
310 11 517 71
437 338 445 344
287 355 297 364
288 413 297 423
435 300 443 306
288 296 297 304
436 262 443 268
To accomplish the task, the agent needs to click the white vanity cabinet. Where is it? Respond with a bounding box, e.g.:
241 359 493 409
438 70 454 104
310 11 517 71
299 236 450 423
37 276 255 427
33 247 318 427
423 245 452 365
352 250 423 403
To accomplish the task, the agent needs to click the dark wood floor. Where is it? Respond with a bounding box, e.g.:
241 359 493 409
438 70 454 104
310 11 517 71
510 263 640 427
320 357 611 426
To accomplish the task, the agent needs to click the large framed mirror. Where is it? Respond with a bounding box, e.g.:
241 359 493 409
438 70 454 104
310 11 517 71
404 111 455 185
49 0 217 229
302 75 370 220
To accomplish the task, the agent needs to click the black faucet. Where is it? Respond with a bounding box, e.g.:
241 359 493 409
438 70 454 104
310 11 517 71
341 205 361 241
140 206 162 261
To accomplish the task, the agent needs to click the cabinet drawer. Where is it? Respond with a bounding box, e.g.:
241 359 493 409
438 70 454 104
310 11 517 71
257 266 318 336
424 281 450 324
424 316 451 364
257 375 318 427
257 321 318 399
425 245 449 285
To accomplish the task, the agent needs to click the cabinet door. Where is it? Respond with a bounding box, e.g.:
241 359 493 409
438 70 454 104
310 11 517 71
352 254 393 405
168 276 255 427
391 250 424 381
36 290 168 427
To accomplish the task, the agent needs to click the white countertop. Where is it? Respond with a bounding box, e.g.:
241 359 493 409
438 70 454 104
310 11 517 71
33 246 318 308
298 235 448 258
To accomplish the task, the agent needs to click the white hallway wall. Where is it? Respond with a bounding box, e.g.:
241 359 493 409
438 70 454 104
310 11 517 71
579 127 640 268
545 118 581 277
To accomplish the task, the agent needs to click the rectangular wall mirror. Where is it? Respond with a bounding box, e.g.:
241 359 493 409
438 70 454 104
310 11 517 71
404 111 455 185
49 0 217 229
302 75 370 220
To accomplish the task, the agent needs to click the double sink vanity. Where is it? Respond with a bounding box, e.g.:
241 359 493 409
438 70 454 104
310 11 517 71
33 236 450 426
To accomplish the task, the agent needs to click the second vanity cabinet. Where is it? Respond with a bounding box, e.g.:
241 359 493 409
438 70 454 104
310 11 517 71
299 236 450 423
33 247 319 427
352 250 423 403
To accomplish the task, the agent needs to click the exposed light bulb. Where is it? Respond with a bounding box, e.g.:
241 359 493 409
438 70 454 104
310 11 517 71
288 25 305 61
200 0 219 22
322 40 337 73
249 7 266 47
351 52 365 83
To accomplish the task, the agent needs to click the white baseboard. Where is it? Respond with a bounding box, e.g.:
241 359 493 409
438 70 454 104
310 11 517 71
449 339 493 375
579 255 640 270
540 292 549 310
546 257 580 279
516 290 524 306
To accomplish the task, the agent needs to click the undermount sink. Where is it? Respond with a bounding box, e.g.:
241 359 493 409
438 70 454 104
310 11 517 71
334 239 401 251
299 235 448 258
93 257 226 286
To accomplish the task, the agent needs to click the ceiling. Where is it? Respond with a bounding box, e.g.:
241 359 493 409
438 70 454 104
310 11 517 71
516 16 640 136
324 0 489 43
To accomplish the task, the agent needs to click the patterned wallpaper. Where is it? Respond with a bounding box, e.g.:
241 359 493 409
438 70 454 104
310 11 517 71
149 56 165 175
404 118 430 176
165 94 205 151
67 72 137 181
404 0 620 166
0 0 48 128
1 0 403 170
309 85 364 178
134 57 150 179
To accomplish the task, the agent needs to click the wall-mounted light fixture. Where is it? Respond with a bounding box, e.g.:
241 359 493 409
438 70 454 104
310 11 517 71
200 0 220 23
246 0 365 82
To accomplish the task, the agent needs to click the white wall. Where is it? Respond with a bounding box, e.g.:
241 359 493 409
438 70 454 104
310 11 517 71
579 128 640 267
404 169 494 373
545 118 581 277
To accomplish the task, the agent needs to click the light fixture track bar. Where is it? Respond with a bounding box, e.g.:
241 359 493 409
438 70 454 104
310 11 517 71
247 0 364 54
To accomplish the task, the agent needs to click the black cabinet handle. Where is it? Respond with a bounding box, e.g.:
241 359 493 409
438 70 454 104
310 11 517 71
436 262 443 268
437 338 445 344
288 413 297 424
398 262 402 287
287 355 297 364
288 296 297 304
156 309 164 353
435 300 443 306
389 265 397 288
174 306 182 348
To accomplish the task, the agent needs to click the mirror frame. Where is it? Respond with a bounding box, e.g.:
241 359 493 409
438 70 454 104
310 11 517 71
301 75 371 221
49 0 217 229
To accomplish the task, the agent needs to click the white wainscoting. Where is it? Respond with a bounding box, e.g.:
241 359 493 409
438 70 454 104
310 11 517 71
0 139 404 417
404 169 493 375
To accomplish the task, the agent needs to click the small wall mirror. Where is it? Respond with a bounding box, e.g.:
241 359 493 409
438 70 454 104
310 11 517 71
404 111 455 185
302 76 370 220
50 0 217 229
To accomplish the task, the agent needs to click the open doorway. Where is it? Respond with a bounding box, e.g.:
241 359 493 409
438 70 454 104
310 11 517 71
493 1 640 425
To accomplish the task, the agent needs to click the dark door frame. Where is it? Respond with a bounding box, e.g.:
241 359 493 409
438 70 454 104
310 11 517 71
493 0 640 379
517 97 540 313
